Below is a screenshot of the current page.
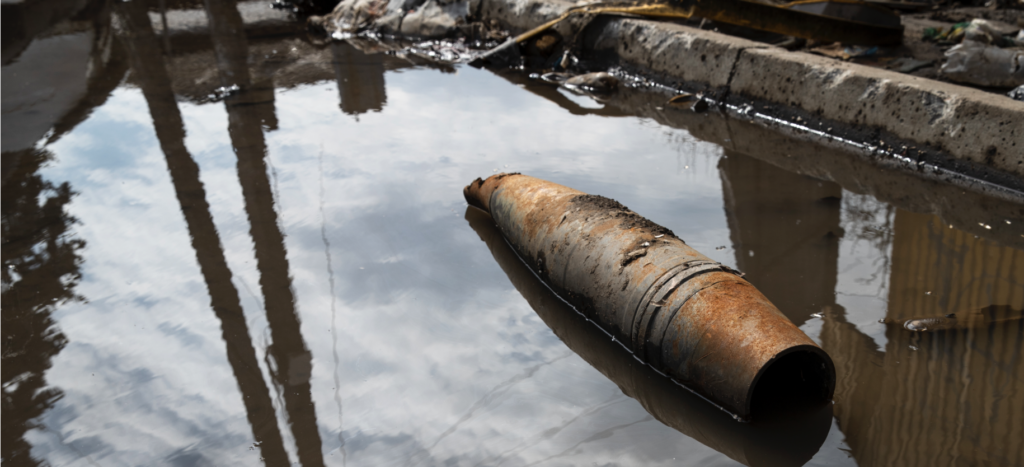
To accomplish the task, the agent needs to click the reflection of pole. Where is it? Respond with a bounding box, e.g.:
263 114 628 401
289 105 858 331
112 2 289 465
202 1 326 465
158 0 171 53
719 151 842 326
330 42 386 115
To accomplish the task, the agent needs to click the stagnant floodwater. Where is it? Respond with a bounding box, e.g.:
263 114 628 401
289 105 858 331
4 0 1024 465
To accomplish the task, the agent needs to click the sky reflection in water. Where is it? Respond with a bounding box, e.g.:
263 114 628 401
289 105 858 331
3 3 1024 465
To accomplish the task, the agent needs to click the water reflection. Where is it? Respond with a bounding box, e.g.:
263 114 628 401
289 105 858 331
719 151 843 327
1 0 124 153
466 207 833 467
113 1 291 463
1 147 82 466
716 149 1024 466
822 209 1024 467
5 4 1024 464
1 0 106 459
203 0 326 463
331 42 386 115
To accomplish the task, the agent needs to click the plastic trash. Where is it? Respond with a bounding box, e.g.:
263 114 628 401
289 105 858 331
962 18 1024 47
923 21 970 43
940 39 1024 88
1009 84 1024 101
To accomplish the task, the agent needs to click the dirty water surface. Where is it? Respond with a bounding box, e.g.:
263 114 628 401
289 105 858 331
3 1 1024 466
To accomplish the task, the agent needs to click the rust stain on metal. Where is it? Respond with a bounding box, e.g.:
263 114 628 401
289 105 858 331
464 173 836 419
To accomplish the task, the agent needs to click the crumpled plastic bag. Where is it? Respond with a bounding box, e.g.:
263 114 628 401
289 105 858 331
1009 84 1024 101
940 40 1024 88
962 19 1024 47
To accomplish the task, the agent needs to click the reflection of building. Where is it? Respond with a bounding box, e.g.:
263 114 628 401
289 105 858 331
718 151 1024 465
331 41 386 115
719 151 843 326
822 209 1024 467
887 210 1024 320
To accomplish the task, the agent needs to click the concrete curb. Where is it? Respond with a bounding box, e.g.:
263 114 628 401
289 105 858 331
480 0 1024 182
495 70 1024 247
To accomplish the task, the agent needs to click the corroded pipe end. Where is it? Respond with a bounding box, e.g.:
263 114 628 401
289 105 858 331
748 345 836 418
463 173 522 213
654 272 836 418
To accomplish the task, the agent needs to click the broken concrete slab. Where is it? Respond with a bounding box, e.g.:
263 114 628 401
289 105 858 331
729 47 1023 178
584 18 768 91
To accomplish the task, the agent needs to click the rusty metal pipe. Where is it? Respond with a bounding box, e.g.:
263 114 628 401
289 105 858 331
465 207 832 465
464 173 835 420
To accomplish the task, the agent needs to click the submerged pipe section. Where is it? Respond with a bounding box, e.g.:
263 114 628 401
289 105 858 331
466 207 832 466
464 173 836 419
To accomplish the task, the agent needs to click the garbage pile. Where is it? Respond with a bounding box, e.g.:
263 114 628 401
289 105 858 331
307 0 506 43
926 18 1024 88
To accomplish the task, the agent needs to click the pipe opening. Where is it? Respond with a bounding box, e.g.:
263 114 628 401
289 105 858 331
750 348 834 419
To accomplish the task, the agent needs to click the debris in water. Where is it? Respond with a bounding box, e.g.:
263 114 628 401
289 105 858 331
210 84 240 101
1009 85 1024 102
667 93 698 106
880 305 1024 332
562 72 620 95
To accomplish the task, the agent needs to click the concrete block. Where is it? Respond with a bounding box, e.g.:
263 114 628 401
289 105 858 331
588 19 766 89
730 47 1024 177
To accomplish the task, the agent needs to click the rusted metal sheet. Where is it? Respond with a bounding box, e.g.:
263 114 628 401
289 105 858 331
685 0 904 46
465 173 836 419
